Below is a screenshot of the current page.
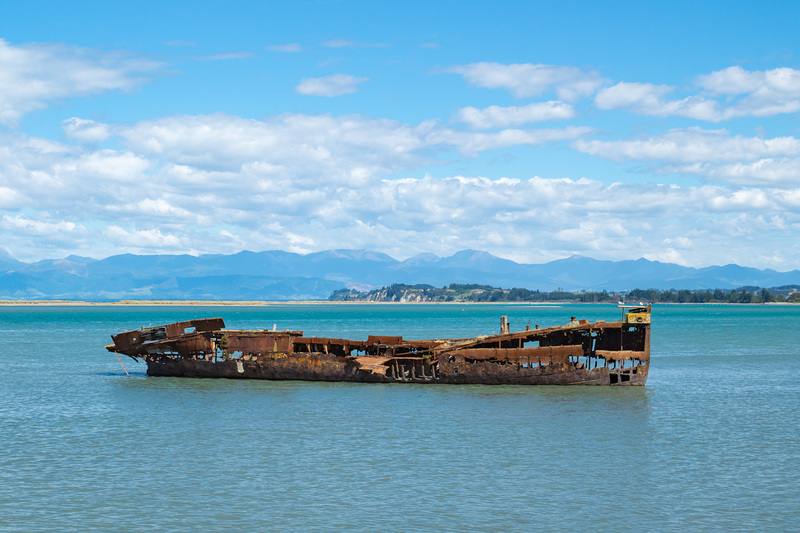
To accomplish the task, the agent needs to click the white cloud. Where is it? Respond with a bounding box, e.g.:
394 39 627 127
6 35 800 270
574 128 800 186
455 101 575 129
446 62 604 100
431 126 592 156
697 66 764 95
56 149 151 183
1 214 87 250
698 66 800 96
295 74 368 97
0 131 150 210
4 125 798 268
595 82 721 120
117 113 434 180
254 176 800 269
3 115 800 269
62 118 112 143
0 39 161 126
117 113 591 175
706 189 771 211
708 66 800 118
597 66 800 121
105 225 186 250
133 197 208 221
575 128 800 163
0 186 24 209
663 159 800 186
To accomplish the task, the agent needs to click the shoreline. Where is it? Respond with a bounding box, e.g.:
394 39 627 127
0 300 569 306
0 300 795 307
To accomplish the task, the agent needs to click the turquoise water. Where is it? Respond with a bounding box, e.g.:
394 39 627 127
1 304 798 532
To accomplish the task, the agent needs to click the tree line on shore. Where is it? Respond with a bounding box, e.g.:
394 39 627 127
329 283 800 303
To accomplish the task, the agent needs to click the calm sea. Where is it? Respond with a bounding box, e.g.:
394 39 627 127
1 303 798 532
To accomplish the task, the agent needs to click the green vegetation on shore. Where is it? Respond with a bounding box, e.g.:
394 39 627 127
329 283 800 303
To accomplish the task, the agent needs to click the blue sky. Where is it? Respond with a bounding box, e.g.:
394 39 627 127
2 0 800 269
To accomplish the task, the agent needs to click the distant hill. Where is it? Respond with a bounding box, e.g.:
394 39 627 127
1 248 799 301
0 248 21 271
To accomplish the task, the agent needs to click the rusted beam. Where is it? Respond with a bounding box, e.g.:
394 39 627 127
595 350 648 361
450 345 584 363
367 335 403 345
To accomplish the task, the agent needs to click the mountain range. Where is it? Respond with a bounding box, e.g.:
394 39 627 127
1 248 799 301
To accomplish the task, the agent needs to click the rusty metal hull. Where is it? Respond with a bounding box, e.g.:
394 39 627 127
143 357 648 385
107 307 651 386
146 354 389 382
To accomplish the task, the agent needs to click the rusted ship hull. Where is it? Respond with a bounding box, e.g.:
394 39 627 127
143 357 646 385
106 306 651 386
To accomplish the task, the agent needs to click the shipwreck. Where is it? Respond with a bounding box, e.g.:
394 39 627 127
106 305 651 386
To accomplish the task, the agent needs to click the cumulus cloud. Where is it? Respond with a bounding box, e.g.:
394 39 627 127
574 128 800 186
595 82 721 120
295 74 368 96
0 186 24 209
701 66 800 118
115 112 590 177
662 159 800 186
105 225 186 250
5 35 800 269
706 188 771 211
446 62 604 100
575 128 800 163
117 113 434 179
698 66 800 96
3 111 800 268
1 214 88 255
3 124 799 269
597 66 800 121
455 101 575 129
431 126 592 155
0 39 161 126
0 131 150 210
1 112 601 259
58 150 151 183
2 214 83 235
62 118 113 143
